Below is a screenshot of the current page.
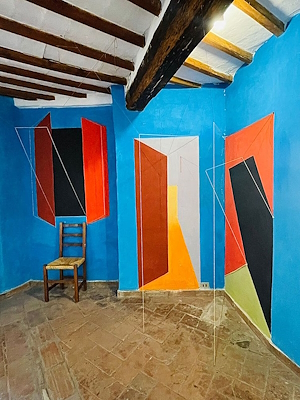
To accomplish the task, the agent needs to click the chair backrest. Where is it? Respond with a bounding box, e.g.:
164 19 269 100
59 222 86 258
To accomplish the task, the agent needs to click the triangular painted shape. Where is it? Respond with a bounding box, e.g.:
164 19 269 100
225 264 270 338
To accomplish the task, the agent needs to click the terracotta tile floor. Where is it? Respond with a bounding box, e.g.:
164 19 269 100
0 283 300 400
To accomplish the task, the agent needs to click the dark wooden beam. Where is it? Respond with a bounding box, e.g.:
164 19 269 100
127 0 161 16
0 16 134 71
0 86 54 100
126 0 232 111
0 75 87 98
170 76 201 88
0 47 126 85
233 0 284 36
25 0 145 47
0 64 111 94
203 32 253 64
184 57 233 83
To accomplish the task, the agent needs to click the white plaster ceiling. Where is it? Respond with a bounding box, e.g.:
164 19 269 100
0 0 298 107
174 1 300 86
0 0 159 107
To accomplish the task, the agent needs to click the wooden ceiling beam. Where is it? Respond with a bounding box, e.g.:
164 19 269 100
127 0 161 16
233 0 284 36
25 0 145 47
0 75 87 98
184 57 233 83
0 64 111 94
0 16 134 71
126 0 232 111
0 86 54 100
170 76 201 88
203 32 253 64
0 47 126 85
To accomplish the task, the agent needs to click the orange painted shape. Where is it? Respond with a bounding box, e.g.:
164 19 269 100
140 186 199 291
82 118 109 224
135 140 168 287
225 114 274 275
34 113 55 226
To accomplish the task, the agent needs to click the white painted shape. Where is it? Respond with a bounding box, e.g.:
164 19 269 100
168 136 199 156
170 138 200 284
14 92 112 107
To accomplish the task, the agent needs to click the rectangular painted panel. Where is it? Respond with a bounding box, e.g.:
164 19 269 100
34 113 55 225
52 128 86 217
229 156 273 329
82 118 109 224
135 140 168 287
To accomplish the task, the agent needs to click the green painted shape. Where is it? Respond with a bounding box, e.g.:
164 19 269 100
225 265 271 338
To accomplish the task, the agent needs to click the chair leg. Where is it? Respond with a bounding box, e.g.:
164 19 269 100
83 261 87 291
43 265 49 302
60 270 64 289
74 265 79 303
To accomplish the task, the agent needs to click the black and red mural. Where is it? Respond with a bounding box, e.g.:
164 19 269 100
34 113 109 225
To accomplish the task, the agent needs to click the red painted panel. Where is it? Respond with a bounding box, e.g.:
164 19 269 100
135 140 168 287
225 114 274 275
82 118 109 224
34 113 55 225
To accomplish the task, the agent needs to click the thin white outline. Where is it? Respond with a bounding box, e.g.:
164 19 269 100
213 122 216 366
15 127 56 219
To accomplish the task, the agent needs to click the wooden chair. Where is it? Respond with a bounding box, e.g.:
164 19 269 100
43 222 87 302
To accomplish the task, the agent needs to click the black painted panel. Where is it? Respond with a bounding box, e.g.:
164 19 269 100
229 156 273 329
52 128 85 216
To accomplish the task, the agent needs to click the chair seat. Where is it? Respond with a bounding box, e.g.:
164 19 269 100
46 257 85 270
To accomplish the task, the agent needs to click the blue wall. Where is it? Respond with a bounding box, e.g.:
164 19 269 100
111 85 226 290
0 104 119 292
225 15 300 366
0 96 35 292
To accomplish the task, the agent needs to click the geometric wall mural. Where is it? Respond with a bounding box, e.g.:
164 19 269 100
34 113 109 225
34 113 55 226
225 114 274 337
135 136 200 290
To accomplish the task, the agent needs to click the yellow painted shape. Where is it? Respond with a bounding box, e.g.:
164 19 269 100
140 186 199 290
225 265 271 338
